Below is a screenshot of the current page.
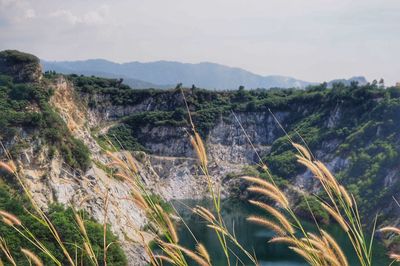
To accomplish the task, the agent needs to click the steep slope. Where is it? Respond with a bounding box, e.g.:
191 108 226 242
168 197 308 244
72 76 400 224
0 50 129 264
1 50 232 264
2 50 400 263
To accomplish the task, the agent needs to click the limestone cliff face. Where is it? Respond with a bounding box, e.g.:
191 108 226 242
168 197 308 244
8 73 399 263
18 77 216 264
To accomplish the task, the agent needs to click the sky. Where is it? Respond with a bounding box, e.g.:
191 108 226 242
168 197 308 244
0 0 399 85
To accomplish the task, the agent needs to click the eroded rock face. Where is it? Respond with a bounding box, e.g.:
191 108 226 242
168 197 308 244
0 50 42 83
11 73 399 264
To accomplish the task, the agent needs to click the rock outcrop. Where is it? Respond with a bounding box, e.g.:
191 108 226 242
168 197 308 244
0 50 42 83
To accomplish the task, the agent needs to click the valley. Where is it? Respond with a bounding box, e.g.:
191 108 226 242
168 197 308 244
0 49 399 265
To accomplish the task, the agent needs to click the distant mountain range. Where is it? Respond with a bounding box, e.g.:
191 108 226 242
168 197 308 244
41 59 367 90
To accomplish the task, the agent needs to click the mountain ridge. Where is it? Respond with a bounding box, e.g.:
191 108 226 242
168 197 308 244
42 58 368 90
42 58 316 89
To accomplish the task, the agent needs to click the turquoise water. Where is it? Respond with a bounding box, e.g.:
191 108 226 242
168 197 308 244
172 199 391 266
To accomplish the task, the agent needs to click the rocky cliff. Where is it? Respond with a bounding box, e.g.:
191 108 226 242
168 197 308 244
1 50 400 264
75 77 400 223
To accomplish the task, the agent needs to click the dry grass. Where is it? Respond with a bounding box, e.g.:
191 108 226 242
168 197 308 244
20 248 43 266
240 141 372 266
0 97 399 266
0 237 16 266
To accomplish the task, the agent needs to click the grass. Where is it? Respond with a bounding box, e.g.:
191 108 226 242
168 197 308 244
0 89 399 266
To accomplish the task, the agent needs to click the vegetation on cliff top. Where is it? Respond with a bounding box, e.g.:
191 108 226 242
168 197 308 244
0 73 90 171
0 51 124 265
0 51 399 265
69 74 400 218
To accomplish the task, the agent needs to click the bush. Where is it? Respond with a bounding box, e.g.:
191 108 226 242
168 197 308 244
0 75 91 171
0 185 126 265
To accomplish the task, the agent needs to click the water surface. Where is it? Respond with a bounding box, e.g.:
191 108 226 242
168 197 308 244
172 199 390 266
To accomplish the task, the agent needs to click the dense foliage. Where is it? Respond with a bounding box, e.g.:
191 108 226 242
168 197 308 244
0 50 41 83
0 184 126 265
0 51 125 264
0 74 90 170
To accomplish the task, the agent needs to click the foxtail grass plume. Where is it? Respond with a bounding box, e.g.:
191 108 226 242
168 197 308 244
378 226 400 235
123 151 139 174
247 216 286 236
2 218 14 227
193 206 216 223
75 213 88 237
249 200 294 234
156 205 178 243
314 161 341 194
292 143 312 161
206 224 228 235
247 186 289 208
321 252 342 266
296 157 323 181
162 243 210 266
190 133 207 166
288 246 313 264
83 242 94 258
241 176 289 207
269 236 300 246
301 238 326 253
20 248 43 266
389 253 400 261
196 243 211 264
320 203 349 232
106 151 130 172
0 237 16 266
0 161 16 175
0 210 21 226
154 255 175 264
321 230 348 266
339 185 353 207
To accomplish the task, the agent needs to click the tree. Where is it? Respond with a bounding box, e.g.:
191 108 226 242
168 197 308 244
378 78 385 89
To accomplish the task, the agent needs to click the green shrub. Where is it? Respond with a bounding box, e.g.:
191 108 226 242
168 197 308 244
0 75 91 171
0 185 126 265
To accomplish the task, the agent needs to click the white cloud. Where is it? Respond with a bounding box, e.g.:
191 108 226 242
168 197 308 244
24 8 35 19
50 5 109 26
0 0 35 23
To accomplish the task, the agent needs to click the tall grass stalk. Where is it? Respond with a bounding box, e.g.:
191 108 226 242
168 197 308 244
0 101 399 266
234 109 379 266
182 89 258 265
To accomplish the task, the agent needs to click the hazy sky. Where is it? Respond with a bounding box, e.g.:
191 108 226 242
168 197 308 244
1 0 399 85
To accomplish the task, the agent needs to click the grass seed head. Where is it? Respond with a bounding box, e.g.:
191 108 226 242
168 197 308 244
163 243 210 266
249 200 294 234
247 186 289 208
378 226 400 235
389 253 400 261
0 162 15 175
321 203 349 232
196 243 211 264
321 229 348 266
292 143 312 161
0 211 21 226
339 185 353 207
20 248 43 266
247 216 286 236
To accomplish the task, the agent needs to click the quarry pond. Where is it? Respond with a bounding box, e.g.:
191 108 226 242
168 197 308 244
172 199 391 266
